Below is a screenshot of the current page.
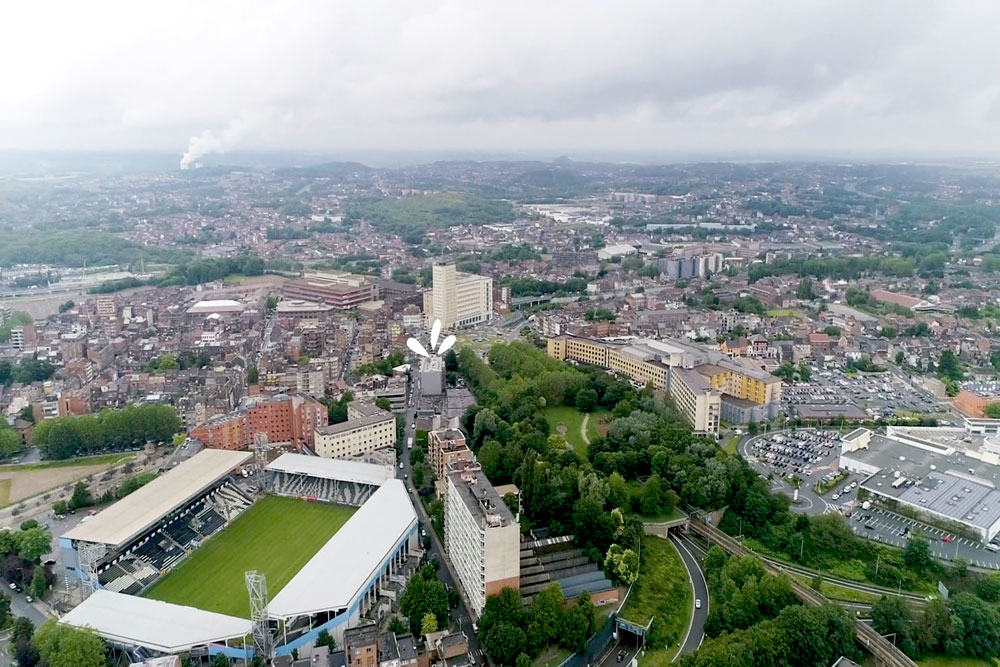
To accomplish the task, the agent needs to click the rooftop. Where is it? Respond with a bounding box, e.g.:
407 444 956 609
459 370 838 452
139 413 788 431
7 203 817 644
63 449 252 548
446 463 516 529
266 453 389 487
186 299 244 314
267 479 417 618
317 413 394 437
59 590 251 653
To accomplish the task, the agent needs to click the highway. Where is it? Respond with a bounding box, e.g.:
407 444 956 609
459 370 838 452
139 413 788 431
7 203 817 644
670 534 708 658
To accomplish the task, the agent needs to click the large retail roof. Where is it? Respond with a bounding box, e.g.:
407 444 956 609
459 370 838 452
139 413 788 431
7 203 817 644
266 453 389 487
63 449 252 548
60 590 252 652
268 479 416 618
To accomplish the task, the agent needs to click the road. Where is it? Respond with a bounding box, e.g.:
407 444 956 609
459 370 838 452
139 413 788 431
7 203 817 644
740 430 829 516
671 534 708 658
399 368 485 664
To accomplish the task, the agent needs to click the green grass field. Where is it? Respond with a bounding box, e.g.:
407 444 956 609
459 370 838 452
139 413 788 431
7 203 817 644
144 496 355 617
543 407 612 457
623 535 692 664
765 308 798 317
918 656 1000 667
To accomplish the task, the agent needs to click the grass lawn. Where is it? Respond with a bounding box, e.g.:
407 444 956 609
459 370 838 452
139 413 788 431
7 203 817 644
144 496 355 617
723 435 740 455
622 536 692 662
765 308 798 317
918 656 1000 667
532 645 572 667
0 452 136 472
0 479 10 505
790 574 882 605
544 407 588 456
543 407 611 457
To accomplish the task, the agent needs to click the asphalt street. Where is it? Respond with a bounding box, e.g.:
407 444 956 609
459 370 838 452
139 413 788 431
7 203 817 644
671 534 708 658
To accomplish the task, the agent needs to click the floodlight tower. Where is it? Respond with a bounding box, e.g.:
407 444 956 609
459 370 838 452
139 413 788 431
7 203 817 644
245 570 272 659
78 541 106 600
253 431 269 494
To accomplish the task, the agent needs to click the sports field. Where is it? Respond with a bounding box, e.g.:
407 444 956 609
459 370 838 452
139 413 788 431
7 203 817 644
143 495 356 617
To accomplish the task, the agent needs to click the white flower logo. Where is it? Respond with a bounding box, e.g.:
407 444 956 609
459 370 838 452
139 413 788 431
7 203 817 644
407 319 456 359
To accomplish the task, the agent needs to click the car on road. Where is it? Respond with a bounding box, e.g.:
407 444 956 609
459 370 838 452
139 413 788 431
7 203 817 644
865 523 875 529
695 598 702 609
399 462 404 469
942 535 952 543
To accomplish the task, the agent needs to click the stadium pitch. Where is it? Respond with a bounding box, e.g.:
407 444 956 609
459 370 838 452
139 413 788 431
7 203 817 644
143 495 356 617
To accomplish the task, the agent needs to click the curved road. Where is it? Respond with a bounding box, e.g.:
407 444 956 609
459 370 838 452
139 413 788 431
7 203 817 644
671 534 708 659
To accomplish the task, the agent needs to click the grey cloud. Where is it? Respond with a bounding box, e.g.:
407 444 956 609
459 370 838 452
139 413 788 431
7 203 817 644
0 0 998 156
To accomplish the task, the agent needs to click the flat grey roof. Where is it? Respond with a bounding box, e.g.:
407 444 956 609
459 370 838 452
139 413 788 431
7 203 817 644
316 412 394 436
446 465 515 527
63 449 252 548
266 453 388 487
895 471 1000 530
268 479 416 618
60 590 251 652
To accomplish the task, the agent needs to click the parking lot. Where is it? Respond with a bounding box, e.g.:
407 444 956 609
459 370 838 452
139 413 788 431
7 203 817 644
781 367 946 420
743 429 847 514
848 506 1000 569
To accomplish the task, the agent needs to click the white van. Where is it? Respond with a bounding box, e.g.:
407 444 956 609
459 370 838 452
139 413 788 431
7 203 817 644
987 543 999 553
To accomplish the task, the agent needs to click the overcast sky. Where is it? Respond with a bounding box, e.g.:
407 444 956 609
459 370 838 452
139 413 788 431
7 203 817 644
2 1 999 161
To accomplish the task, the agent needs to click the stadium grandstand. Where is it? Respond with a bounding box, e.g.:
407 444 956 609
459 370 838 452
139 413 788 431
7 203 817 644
60 449 254 594
265 452 390 506
59 453 419 662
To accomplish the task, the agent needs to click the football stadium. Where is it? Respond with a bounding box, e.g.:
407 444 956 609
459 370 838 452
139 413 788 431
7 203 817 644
58 449 419 661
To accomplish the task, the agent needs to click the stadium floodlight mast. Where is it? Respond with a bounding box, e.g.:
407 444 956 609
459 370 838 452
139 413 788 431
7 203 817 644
78 541 106 600
253 432 268 494
246 570 272 659
406 319 455 360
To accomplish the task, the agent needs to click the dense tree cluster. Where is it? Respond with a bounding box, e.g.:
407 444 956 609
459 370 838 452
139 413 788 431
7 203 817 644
32 404 181 459
399 564 450 636
680 548 859 667
354 350 406 377
872 591 1000 660
0 357 56 385
478 586 595 666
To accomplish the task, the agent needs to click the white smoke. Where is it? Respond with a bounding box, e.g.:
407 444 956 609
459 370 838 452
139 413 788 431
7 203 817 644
179 116 254 170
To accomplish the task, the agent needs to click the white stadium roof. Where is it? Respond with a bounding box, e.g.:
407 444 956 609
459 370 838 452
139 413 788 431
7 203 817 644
63 449 252 548
60 590 252 653
186 299 244 314
266 452 389 487
268 479 416 619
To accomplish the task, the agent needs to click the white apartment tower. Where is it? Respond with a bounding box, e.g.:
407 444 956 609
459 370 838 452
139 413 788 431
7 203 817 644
444 462 519 617
424 263 493 330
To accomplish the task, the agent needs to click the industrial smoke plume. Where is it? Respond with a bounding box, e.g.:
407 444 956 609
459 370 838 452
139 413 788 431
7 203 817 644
179 116 254 169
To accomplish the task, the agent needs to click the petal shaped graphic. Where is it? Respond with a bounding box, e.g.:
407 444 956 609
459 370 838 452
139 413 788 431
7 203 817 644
430 319 442 351
407 337 430 358
436 335 457 356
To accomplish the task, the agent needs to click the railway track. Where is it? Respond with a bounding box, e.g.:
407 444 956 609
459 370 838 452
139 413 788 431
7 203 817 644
690 522 917 667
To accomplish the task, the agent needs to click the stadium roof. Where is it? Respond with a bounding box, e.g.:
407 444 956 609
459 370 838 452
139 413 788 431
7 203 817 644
60 590 251 652
268 479 417 619
63 449 252 548
186 299 244 314
267 453 389 487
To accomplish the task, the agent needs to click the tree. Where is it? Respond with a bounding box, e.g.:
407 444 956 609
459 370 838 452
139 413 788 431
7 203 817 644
31 567 46 600
388 616 407 635
316 629 337 649
16 526 52 563
604 544 639 584
797 363 811 382
639 473 666 515
70 481 93 509
247 366 259 385
796 278 814 300
0 593 9 628
32 620 107 667
400 570 449 636
211 654 231 667
986 403 1000 419
0 429 20 458
421 612 438 635
949 592 1000 658
903 538 934 574
575 388 598 412
483 621 527 666
937 349 965 382
872 595 916 657
375 397 393 412
265 296 278 309
515 654 533 667
824 325 841 337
